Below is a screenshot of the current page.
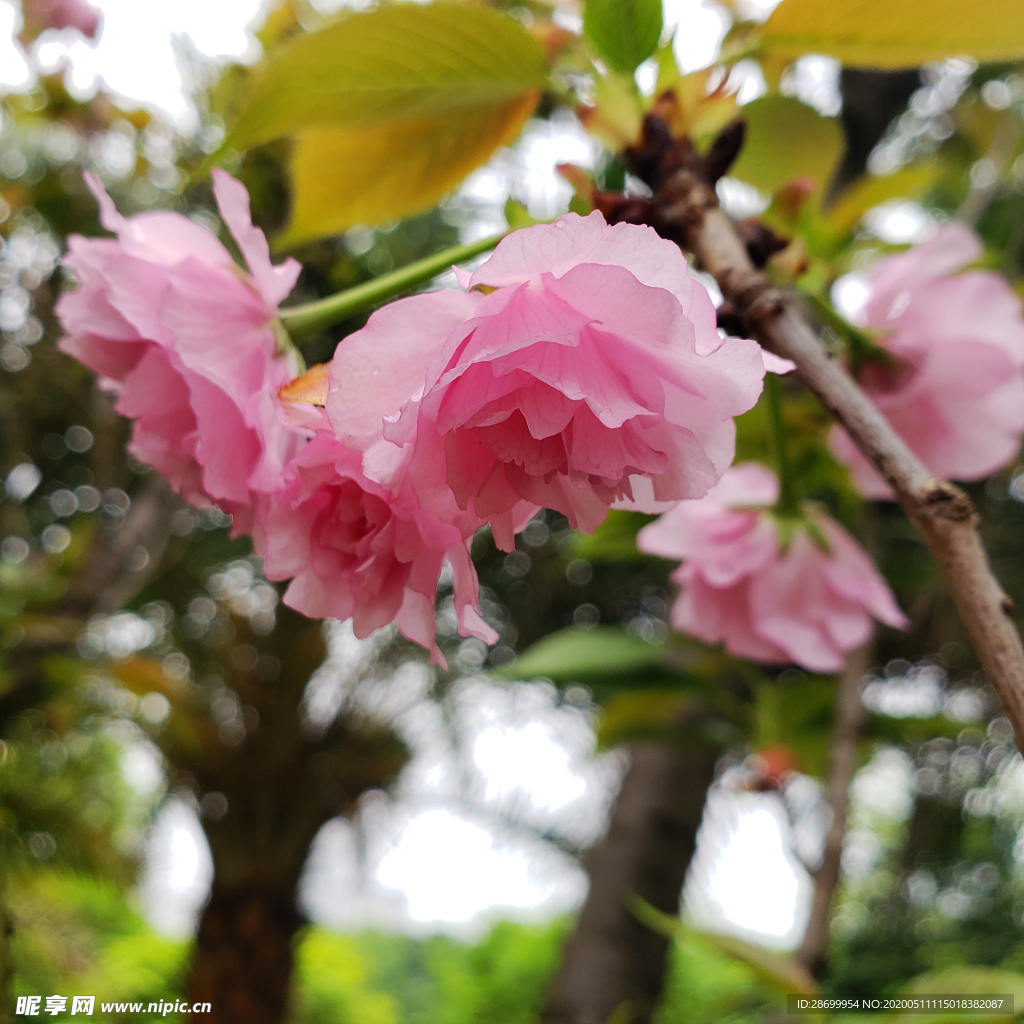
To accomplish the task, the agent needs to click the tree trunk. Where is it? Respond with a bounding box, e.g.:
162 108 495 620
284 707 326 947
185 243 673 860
825 69 920 202
187 884 302 1024
542 739 720 1024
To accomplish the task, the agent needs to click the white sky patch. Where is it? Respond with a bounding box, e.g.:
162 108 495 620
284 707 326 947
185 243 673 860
864 201 938 245
474 721 587 811
0 2 31 90
664 0 729 72
685 790 811 948
862 665 945 719
120 741 165 799
781 55 842 116
376 809 556 923
2 0 272 128
831 270 872 325
139 798 214 939
850 747 915 823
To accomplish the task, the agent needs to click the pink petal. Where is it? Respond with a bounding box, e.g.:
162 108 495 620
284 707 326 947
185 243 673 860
211 169 300 309
328 290 482 450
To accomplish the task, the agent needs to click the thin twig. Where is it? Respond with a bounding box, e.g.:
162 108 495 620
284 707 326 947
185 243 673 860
652 168 1024 751
794 645 869 975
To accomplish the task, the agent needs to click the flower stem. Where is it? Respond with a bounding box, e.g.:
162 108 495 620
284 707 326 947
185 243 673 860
796 285 893 373
278 232 507 342
765 372 799 516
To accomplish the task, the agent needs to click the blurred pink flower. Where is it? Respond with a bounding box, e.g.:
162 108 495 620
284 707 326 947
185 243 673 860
57 170 305 531
21 0 101 40
831 223 1024 498
637 463 908 673
254 424 496 665
327 212 767 542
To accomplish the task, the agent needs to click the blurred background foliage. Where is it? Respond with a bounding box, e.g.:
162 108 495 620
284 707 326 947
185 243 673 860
4 0 1024 1021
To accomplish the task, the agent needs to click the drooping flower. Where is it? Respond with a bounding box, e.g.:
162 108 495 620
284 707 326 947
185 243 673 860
637 463 908 673
254 417 496 665
56 170 305 531
830 223 1024 498
327 212 767 542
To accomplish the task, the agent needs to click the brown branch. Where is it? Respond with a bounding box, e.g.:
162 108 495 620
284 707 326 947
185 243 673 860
794 645 869 975
647 167 1024 753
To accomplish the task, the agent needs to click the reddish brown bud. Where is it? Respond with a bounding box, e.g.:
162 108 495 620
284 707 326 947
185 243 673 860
702 119 746 184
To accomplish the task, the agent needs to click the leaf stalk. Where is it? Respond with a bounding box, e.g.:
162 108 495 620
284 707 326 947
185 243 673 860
278 232 506 342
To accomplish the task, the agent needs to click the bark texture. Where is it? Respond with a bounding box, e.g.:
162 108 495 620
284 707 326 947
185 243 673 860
542 739 719 1024
795 646 869 975
188 885 302 1024
177 610 409 1024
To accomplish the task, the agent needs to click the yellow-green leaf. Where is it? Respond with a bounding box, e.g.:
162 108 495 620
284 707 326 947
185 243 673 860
729 95 842 198
279 92 537 245
896 968 1024 1023
228 2 547 150
218 2 547 242
762 0 1024 68
828 162 941 234
693 931 819 996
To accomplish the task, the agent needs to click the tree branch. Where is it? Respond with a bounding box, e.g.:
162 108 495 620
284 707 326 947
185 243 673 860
648 167 1024 752
794 645 869 975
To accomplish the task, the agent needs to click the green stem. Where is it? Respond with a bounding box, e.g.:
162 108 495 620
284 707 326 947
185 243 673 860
765 373 799 516
279 232 507 342
797 285 873 349
797 284 894 373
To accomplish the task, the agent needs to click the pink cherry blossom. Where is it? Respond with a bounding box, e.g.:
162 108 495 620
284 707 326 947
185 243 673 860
830 223 1024 498
21 0 101 39
254 420 496 665
637 463 908 673
327 212 767 541
56 170 305 531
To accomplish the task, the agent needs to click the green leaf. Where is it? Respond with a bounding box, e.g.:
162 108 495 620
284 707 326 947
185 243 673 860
762 0 1024 67
691 931 819 997
892 968 1024 1023
571 510 656 563
626 904 819 998
864 711 961 747
499 628 740 708
584 0 664 75
597 690 701 747
218 3 546 242
226 3 546 150
753 675 836 777
498 626 668 683
828 163 942 234
729 95 843 199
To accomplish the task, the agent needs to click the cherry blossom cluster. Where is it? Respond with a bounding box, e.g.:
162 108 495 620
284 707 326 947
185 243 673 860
56 174 1024 672
831 222 1024 498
